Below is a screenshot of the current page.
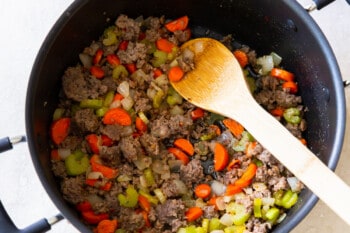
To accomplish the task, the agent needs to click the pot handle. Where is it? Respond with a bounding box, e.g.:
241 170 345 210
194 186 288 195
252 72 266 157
306 0 350 10
0 200 63 233
0 136 26 153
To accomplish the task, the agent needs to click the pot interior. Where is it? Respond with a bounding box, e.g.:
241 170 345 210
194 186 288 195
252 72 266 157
25 0 345 232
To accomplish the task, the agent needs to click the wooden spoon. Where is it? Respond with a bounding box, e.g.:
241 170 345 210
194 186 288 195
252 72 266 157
171 38 350 225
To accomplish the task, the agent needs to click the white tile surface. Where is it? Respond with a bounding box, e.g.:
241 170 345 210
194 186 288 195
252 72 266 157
0 0 349 232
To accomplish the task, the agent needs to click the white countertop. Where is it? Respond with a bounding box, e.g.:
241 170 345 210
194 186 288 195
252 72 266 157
0 0 349 232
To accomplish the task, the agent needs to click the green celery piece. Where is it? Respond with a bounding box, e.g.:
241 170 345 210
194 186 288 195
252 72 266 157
80 99 103 109
224 225 246 233
95 107 109 117
265 207 280 223
273 190 285 206
283 107 301 124
103 91 115 107
209 218 224 231
153 89 165 108
112 65 128 79
232 131 254 152
118 185 139 208
138 190 159 205
281 190 298 209
53 108 65 121
253 198 263 218
226 202 250 226
65 150 89 176
152 50 168 67
144 168 156 186
103 26 118 46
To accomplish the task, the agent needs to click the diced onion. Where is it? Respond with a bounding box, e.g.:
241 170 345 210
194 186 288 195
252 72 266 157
173 179 188 195
79 53 92 68
133 155 152 170
276 212 287 224
154 188 166 204
87 171 103 179
252 182 267 191
262 197 275 207
257 55 274 75
57 148 71 160
121 96 134 111
211 180 227 196
154 74 168 86
270 52 282 66
147 88 157 100
110 100 121 109
287 176 302 192
170 105 184 115
117 81 130 97
138 111 149 124
219 213 234 226
215 197 226 211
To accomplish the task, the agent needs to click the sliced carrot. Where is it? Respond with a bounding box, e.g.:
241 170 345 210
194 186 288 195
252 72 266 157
168 147 190 165
97 219 118 233
270 68 295 82
100 181 112 191
90 155 118 179
194 184 211 199
227 159 240 171
118 40 129 51
101 135 113 147
156 38 175 53
234 178 252 189
50 117 70 145
153 68 163 78
282 81 298 94
225 184 243 196
106 54 121 66
174 138 194 156
81 210 109 225
168 66 184 82
136 117 148 133
270 107 284 117
50 149 61 161
191 108 205 120
234 163 258 189
223 118 244 138
214 142 229 171
124 63 136 74
93 49 104 65
300 138 307 146
233 50 248 68
207 196 218 210
138 195 151 212
86 179 98 187
185 207 203 222
210 124 221 136
137 209 151 227
90 66 105 79
113 93 124 101
103 107 132 126
76 201 92 212
86 134 101 154
165 16 189 32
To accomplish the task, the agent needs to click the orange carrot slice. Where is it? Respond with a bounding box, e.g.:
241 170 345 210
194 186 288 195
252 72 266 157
174 138 194 156
194 184 211 199
156 38 175 53
103 107 132 126
168 147 190 165
165 16 189 32
185 207 203 222
214 142 229 171
270 68 295 82
282 81 298 94
96 219 118 233
233 50 248 68
223 118 244 138
50 117 70 145
168 66 184 82
135 117 148 133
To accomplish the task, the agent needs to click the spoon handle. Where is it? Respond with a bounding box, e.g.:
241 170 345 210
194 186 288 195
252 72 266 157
227 98 350 226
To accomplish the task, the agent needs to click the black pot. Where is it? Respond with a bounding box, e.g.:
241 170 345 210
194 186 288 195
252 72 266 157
3 0 344 232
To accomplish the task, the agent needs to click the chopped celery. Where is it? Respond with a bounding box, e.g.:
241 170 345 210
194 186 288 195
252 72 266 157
53 108 65 121
102 26 118 46
80 99 103 109
167 86 183 106
209 218 224 232
138 111 149 124
153 89 165 108
280 189 298 209
200 132 217 141
144 168 156 186
103 91 115 107
65 150 89 176
138 190 159 205
273 190 285 206
152 50 168 67
118 185 139 208
232 131 254 152
245 76 256 93
112 65 128 79
201 218 209 233
265 207 280 223
226 202 250 226
95 107 109 117
140 39 157 54
224 225 246 233
253 198 263 218
283 107 301 124
167 46 179 61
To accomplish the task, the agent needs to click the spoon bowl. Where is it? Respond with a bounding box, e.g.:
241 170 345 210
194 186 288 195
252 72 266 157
171 38 350 226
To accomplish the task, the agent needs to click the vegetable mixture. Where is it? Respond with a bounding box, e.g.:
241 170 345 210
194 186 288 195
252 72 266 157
50 15 307 233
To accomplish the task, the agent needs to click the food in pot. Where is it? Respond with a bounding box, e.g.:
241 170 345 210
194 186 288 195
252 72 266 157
49 14 307 233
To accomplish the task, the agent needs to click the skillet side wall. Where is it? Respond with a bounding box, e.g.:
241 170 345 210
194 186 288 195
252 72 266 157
25 0 345 232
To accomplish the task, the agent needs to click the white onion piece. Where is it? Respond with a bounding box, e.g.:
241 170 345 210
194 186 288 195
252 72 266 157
57 148 71 160
110 100 121 109
262 197 275 207
219 213 234 226
140 175 148 189
133 156 152 170
216 130 234 146
154 74 168 86
79 53 92 68
173 179 188 195
257 55 274 75
121 96 134 111
252 182 267 191
87 171 103 180
117 81 130 97
147 87 157 99
276 212 287 224
170 105 184 115
211 180 227 196
215 197 226 211
270 52 282 66
287 176 303 192
211 230 224 233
